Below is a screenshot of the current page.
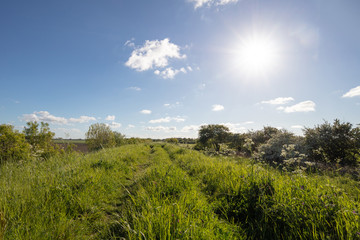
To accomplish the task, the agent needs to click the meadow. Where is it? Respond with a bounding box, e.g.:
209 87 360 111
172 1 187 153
0 143 359 239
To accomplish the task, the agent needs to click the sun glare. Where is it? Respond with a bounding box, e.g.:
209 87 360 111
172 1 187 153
233 33 280 78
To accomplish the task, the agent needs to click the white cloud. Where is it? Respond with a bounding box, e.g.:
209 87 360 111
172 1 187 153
261 97 295 105
280 101 316 113
222 123 247 133
164 102 181 109
107 122 122 129
146 126 177 132
21 111 96 125
128 86 141 91
243 121 254 125
154 67 187 79
212 104 224 111
189 0 238 9
127 124 135 128
140 109 152 114
124 38 135 48
68 116 97 123
181 125 200 132
342 86 360 98
125 38 186 72
149 116 186 124
105 115 116 121
22 111 68 125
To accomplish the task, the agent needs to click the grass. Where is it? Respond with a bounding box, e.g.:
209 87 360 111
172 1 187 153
0 143 359 239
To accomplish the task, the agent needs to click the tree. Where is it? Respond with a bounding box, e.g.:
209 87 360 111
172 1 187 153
86 123 115 151
257 130 305 164
23 121 57 159
304 119 360 165
165 138 179 144
113 131 126 146
0 124 30 163
198 124 230 151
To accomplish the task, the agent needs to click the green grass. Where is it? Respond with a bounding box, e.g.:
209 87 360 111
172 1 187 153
0 143 359 239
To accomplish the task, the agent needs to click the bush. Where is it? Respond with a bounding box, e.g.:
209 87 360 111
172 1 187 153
256 130 306 165
23 121 57 159
304 119 360 165
0 124 30 163
113 131 126 147
85 123 115 151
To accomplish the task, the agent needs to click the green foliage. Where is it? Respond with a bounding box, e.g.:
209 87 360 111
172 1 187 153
304 119 360 165
257 130 305 164
0 124 30 163
198 124 230 151
165 137 179 144
23 121 57 159
85 123 115 151
227 133 246 152
113 131 126 147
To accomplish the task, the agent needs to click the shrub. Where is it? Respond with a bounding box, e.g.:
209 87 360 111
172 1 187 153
0 124 30 163
257 130 306 165
304 119 360 165
23 121 57 159
198 124 230 151
85 123 115 151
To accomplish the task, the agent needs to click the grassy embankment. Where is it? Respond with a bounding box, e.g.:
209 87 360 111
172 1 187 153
0 144 359 239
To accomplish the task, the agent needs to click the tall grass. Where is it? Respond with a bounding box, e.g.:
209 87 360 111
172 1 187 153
0 143 359 239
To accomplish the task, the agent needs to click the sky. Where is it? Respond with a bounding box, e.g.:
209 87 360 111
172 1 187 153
1 0 359 139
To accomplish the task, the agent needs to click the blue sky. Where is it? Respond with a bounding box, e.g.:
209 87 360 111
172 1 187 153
1 0 359 139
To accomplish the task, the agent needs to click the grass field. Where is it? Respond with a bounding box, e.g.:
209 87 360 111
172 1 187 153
0 144 359 239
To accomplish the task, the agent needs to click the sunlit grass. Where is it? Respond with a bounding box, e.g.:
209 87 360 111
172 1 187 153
0 143 359 239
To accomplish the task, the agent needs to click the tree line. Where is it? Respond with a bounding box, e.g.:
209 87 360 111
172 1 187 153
195 119 360 168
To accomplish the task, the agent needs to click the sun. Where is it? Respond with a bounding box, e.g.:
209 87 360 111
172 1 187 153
233 33 280 77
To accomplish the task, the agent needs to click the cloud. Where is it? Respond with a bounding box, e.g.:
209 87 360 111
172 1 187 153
164 102 181 109
149 116 186 124
342 86 360 98
154 67 187 79
127 124 135 128
107 122 122 129
22 111 67 124
261 97 295 105
212 104 224 111
128 86 141 91
279 101 316 113
291 125 304 129
222 123 247 133
105 115 116 121
125 38 186 72
21 111 96 125
140 109 152 114
124 38 135 48
146 126 177 132
189 0 238 9
181 125 200 132
68 116 97 123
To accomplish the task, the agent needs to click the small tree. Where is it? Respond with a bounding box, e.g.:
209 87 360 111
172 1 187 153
304 119 360 165
0 124 30 163
23 121 57 159
86 123 115 151
113 131 126 147
198 124 230 151
165 138 179 144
